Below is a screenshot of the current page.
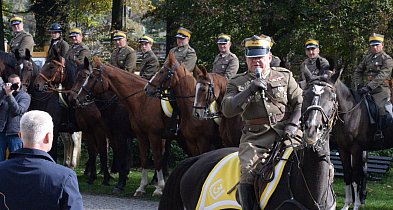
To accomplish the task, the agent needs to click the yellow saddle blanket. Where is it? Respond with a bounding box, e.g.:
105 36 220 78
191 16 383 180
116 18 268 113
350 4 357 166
161 90 173 117
196 147 294 210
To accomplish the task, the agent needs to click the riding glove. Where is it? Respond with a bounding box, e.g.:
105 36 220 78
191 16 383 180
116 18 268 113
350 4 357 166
284 123 298 138
357 86 371 95
250 78 267 93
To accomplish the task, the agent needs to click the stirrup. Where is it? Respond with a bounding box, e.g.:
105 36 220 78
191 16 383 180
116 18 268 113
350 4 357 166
373 130 384 147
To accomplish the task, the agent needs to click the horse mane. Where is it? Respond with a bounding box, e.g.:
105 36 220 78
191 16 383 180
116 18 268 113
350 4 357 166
64 58 79 88
0 51 17 68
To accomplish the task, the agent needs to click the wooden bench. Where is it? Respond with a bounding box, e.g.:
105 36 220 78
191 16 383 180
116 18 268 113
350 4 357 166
330 151 392 181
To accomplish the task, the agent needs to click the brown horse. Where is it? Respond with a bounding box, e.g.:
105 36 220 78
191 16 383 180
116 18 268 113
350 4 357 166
69 58 136 192
33 54 111 186
0 50 17 81
145 53 222 155
74 57 171 196
193 66 243 146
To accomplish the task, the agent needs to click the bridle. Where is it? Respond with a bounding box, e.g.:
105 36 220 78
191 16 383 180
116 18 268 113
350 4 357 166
39 58 66 90
301 80 338 152
75 66 106 106
147 62 177 100
193 75 222 118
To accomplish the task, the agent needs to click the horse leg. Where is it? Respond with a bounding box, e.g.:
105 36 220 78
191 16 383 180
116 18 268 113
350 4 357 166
59 132 72 167
351 147 365 210
97 134 110 186
339 150 353 210
85 134 98 185
48 131 59 162
134 135 150 197
113 135 130 193
71 132 82 168
150 136 165 197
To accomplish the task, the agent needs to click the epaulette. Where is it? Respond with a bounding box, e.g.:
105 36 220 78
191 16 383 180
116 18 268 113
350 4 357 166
230 71 247 80
187 45 196 52
229 52 238 58
125 46 135 52
272 67 291 73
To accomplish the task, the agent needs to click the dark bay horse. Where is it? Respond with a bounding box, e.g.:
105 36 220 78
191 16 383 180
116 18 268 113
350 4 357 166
0 50 17 81
302 64 393 210
74 57 172 196
32 54 111 186
144 53 221 155
159 74 337 209
193 66 243 146
69 58 136 192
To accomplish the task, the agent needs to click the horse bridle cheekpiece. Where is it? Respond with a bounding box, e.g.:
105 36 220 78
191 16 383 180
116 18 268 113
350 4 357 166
76 65 105 106
302 81 337 152
193 75 221 118
39 58 66 90
147 62 179 100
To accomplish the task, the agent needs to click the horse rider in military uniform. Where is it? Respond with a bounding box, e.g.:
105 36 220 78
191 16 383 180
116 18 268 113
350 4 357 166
8 16 34 58
212 34 239 79
221 35 303 210
138 35 160 80
46 23 69 62
65 28 91 63
298 39 329 89
166 27 197 72
110 31 137 73
354 33 393 144
260 34 281 67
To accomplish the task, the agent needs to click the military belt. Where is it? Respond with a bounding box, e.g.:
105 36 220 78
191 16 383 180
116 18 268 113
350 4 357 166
245 112 290 125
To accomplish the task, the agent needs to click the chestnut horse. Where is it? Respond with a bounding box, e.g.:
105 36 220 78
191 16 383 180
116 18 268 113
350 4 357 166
69 58 136 192
302 62 393 210
33 55 111 185
145 53 222 155
74 57 173 196
193 66 243 146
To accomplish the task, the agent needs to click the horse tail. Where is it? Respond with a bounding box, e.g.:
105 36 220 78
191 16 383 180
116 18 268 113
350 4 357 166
158 155 200 210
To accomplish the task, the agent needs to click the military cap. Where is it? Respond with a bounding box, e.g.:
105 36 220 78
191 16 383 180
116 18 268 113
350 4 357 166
69 28 82 37
113 31 127 40
138 35 154 43
175 27 192 39
369 33 384 46
217 34 231 44
260 34 275 48
244 35 271 57
10 16 23 25
305 39 319 49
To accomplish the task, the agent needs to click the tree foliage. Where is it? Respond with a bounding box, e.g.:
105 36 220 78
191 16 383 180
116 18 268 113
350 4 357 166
151 0 393 78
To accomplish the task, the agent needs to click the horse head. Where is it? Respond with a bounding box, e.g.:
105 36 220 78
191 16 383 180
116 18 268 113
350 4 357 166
193 66 226 119
15 49 40 92
34 50 66 92
74 57 109 106
301 61 343 151
0 51 17 81
144 52 187 98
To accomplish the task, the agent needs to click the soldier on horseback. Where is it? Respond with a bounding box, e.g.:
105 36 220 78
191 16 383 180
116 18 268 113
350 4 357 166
354 33 393 145
212 34 239 79
8 16 34 58
221 35 303 210
110 31 137 73
65 28 91 63
166 27 197 72
138 35 160 80
46 23 69 62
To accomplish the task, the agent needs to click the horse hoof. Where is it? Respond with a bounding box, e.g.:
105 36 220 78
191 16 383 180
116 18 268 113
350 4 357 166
152 189 162 197
340 204 350 210
112 187 123 194
133 190 145 197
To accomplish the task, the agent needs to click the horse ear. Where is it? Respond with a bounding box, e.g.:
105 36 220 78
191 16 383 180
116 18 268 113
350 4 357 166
14 50 20 60
25 49 31 60
300 62 313 82
330 67 343 84
84 57 90 69
316 58 321 72
169 52 176 65
201 66 208 78
92 56 102 68
53 48 61 60
194 65 202 77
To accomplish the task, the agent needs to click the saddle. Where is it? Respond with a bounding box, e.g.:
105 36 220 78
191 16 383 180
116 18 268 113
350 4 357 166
364 94 379 125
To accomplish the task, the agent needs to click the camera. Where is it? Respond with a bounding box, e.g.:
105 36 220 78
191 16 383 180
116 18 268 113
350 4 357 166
10 83 19 91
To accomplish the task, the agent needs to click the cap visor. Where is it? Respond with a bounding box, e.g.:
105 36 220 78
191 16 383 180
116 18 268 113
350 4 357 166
217 38 229 44
175 34 187 39
245 48 270 57
11 21 21 25
369 41 382 46
306 44 318 49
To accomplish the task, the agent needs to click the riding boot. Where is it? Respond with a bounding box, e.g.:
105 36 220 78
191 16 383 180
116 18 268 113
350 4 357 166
373 115 385 149
238 183 259 210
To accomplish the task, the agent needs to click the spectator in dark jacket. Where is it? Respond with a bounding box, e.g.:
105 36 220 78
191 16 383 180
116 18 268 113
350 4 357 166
0 110 83 210
0 74 31 161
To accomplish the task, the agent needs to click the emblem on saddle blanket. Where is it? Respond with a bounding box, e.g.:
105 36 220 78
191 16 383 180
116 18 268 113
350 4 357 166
209 100 221 125
196 147 294 210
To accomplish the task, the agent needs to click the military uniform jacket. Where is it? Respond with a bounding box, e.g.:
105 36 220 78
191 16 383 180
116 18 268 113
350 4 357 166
47 39 69 62
110 46 137 72
300 55 329 81
354 50 393 92
9 31 34 57
0 148 83 209
212 52 239 79
65 42 91 63
140 50 160 80
168 44 197 71
222 67 303 141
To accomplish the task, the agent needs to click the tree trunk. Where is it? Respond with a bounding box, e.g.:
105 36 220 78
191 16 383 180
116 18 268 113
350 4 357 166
0 0 5 51
111 0 124 32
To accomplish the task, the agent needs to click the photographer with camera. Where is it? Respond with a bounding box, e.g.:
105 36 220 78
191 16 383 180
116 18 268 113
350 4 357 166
0 74 31 161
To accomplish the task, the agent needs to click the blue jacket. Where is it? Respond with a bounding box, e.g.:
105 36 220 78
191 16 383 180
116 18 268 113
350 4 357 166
0 89 31 135
0 148 83 210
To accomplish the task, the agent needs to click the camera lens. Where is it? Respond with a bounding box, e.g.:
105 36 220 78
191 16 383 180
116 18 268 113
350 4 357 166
10 83 19 91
